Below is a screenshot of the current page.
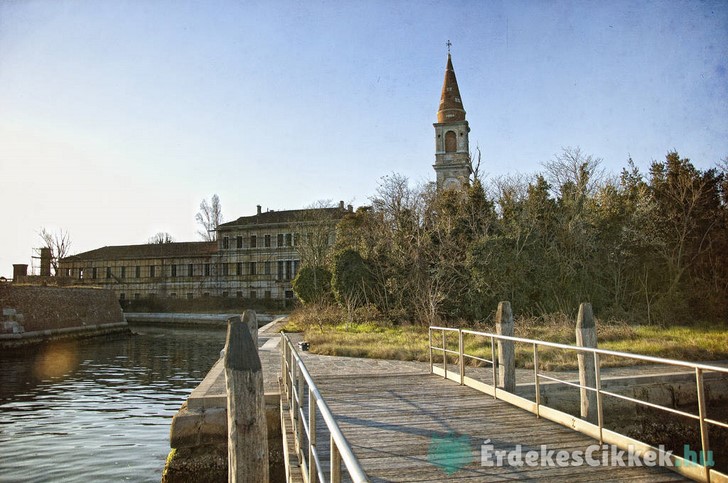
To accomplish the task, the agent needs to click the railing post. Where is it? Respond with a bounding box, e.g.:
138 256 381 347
576 302 598 424
533 343 540 418
458 329 464 385
696 367 711 482
428 328 433 374
490 335 497 399
297 366 304 455
330 435 341 483
495 301 515 393
223 315 269 483
308 388 317 483
594 352 603 444
442 330 448 378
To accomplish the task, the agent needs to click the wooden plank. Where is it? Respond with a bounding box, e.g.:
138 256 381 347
307 370 688 482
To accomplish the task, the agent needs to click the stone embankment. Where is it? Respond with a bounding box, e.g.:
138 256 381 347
0 285 129 349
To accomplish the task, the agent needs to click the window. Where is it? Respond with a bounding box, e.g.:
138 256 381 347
250 235 257 248
203 292 210 298
277 234 284 247
264 290 271 299
135 266 140 278
285 290 294 299
106 267 112 279
285 233 292 246
293 260 300 278
150 266 156 277
170 293 177 298
79 268 84 280
119 293 125 300
66 268 72 277
134 293 140 300
222 291 229 297
445 130 457 152
171 265 177 277
293 233 300 246
237 236 243 249
223 236 229 249
236 291 243 298
148 293 156 299
250 290 257 299
120 266 126 278
188 264 193 277
264 235 271 247
187 293 193 300
236 262 242 276
204 263 210 276
223 263 229 276
264 261 271 275
277 261 284 280
249 262 256 275
92 267 97 279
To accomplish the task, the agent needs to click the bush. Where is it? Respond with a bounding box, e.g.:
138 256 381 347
292 266 333 304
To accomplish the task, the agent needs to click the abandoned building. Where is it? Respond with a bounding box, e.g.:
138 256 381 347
58 203 352 302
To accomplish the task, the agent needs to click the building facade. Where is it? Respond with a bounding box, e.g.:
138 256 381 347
58 203 351 303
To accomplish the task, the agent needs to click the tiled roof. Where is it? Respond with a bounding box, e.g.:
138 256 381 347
218 207 347 229
60 241 218 262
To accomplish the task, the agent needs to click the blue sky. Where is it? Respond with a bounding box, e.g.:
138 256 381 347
1 0 726 277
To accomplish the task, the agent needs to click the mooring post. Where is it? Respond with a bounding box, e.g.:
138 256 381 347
243 309 258 347
224 314 269 483
496 301 515 393
576 302 597 424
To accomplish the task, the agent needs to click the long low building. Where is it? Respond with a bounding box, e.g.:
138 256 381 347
59 203 352 302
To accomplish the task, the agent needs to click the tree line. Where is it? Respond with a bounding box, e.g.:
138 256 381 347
293 148 728 326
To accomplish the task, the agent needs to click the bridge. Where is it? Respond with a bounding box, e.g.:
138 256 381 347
278 328 728 483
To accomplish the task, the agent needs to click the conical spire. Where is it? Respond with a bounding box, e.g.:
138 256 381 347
437 53 466 123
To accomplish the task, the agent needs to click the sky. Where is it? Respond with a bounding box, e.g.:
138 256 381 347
1 0 726 277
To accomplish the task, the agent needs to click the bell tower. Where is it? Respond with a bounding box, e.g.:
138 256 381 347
433 45 472 190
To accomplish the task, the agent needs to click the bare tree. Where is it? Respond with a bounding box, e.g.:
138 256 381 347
196 194 223 241
543 146 605 197
295 199 339 268
148 232 174 244
37 228 72 275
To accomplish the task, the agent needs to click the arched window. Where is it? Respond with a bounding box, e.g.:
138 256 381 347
445 131 457 152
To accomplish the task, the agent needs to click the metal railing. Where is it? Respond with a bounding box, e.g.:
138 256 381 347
429 326 728 483
280 332 369 483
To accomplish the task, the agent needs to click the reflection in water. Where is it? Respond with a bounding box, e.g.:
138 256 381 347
0 326 226 482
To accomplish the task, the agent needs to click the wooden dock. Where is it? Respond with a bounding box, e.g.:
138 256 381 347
304 364 687 482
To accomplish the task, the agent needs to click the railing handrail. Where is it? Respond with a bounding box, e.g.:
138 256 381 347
429 325 727 483
430 325 728 374
281 332 369 483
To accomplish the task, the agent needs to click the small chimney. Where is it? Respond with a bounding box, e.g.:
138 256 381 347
257 205 262 215
40 247 51 276
339 200 345 210
13 264 28 281
347 204 353 212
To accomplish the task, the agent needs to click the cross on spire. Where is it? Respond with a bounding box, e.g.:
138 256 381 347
446 40 452 54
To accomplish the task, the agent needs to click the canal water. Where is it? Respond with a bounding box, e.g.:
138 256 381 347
0 326 227 482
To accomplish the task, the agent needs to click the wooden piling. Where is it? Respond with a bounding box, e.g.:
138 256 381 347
224 314 269 483
496 301 516 393
575 303 597 424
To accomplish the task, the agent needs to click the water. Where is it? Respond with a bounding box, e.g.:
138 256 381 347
0 326 227 482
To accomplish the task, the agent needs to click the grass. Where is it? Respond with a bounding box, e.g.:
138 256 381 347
281 305 728 371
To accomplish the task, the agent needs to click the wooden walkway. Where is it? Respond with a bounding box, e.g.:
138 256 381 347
307 365 686 482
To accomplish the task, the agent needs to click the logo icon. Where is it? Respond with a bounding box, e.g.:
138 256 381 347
428 432 474 475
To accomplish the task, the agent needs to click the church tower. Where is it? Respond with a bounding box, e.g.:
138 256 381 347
433 48 472 190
